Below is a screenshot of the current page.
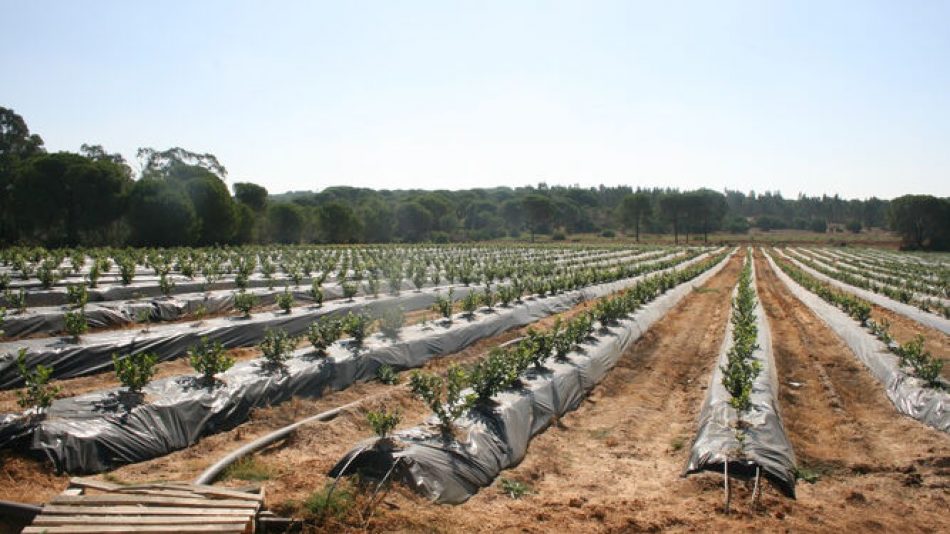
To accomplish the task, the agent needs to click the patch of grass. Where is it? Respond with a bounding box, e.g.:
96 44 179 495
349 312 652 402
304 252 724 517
222 456 274 481
589 427 611 440
303 482 356 520
499 478 532 499
670 436 686 451
793 465 820 484
692 286 719 294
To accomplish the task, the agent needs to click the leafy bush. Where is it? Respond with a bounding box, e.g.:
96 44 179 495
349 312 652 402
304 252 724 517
66 283 88 309
409 366 474 431
234 291 257 317
6 289 26 313
343 312 372 345
434 288 454 320
461 290 479 317
113 352 157 393
468 347 518 404
366 408 401 438
377 306 405 339
16 349 61 409
63 310 88 340
309 281 324 307
307 316 343 355
188 337 234 385
276 287 295 314
376 364 399 385
341 281 358 301
158 272 175 297
259 328 298 368
118 258 136 285
720 257 761 416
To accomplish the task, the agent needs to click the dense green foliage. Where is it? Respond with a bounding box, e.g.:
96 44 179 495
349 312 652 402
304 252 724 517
6 106 943 248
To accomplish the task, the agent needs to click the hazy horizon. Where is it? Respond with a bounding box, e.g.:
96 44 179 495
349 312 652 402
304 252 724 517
3 0 948 199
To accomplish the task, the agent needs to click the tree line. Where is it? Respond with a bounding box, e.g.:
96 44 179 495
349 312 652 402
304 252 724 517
1 106 947 249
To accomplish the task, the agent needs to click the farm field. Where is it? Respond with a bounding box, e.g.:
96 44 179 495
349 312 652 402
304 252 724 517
0 243 946 533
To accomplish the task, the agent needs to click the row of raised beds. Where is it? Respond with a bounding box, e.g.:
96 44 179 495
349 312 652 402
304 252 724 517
0 247 671 339
765 249 948 432
786 248 950 318
327 250 734 503
0 247 723 475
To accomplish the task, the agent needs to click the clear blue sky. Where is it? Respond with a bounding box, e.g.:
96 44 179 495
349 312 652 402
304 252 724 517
3 0 948 199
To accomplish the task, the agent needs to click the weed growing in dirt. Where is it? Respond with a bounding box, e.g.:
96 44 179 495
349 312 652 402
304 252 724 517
500 478 532 499
223 456 274 481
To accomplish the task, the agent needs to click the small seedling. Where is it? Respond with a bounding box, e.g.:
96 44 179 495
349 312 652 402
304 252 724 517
366 408 401 439
376 364 399 385
16 348 61 410
499 478 531 499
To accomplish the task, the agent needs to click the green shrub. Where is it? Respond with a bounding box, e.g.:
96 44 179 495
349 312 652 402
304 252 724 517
16 349 61 409
6 289 26 313
234 291 257 317
276 287 295 314
66 283 88 310
409 366 474 431
259 328 298 368
307 316 343 355
309 281 324 307
376 364 399 385
461 290 479 317
343 312 372 345
188 337 234 385
113 352 157 393
377 307 404 339
434 288 454 320
366 408 401 438
63 310 88 340
341 281 358 301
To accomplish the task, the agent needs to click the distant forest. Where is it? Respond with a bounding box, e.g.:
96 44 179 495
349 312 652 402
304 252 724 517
2 106 948 250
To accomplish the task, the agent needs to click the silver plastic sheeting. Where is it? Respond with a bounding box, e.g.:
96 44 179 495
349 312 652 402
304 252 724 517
777 249 950 336
328 252 733 504
1 281 423 339
7 251 719 473
683 256 796 497
0 251 698 389
0 286 475 389
765 251 949 433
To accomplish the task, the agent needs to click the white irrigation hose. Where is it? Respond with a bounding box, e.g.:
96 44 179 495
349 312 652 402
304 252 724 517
194 335 530 486
193 390 395 485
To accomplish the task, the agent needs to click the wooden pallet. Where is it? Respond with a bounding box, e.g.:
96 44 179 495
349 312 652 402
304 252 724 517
24 477 264 534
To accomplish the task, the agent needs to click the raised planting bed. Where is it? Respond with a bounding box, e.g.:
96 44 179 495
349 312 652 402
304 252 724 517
0 251 725 473
327 251 733 504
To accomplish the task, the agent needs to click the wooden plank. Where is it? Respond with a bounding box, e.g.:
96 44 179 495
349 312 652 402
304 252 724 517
24 524 244 533
121 483 263 502
51 494 259 509
111 488 204 499
33 515 248 526
69 477 122 492
62 488 84 496
41 505 254 516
